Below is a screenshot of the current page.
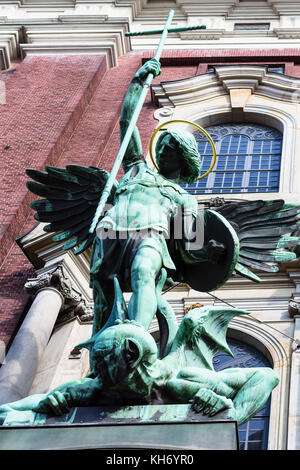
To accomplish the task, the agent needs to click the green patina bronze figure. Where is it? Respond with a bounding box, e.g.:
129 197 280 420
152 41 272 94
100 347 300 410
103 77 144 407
25 58 241 350
2 53 300 428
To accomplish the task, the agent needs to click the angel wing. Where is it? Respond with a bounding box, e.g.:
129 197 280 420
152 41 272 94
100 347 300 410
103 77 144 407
213 199 300 282
26 165 118 255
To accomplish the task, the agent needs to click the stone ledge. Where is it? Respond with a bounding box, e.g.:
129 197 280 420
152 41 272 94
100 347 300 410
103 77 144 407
0 404 239 450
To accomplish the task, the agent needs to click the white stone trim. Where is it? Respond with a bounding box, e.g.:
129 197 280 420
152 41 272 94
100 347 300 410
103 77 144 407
0 26 22 69
20 22 130 67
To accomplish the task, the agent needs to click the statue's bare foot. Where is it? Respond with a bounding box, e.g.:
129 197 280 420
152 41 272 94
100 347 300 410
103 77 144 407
191 388 236 418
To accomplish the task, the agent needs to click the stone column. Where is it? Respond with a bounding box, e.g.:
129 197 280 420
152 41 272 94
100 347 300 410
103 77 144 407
0 268 64 405
287 316 300 449
287 272 300 449
0 263 94 405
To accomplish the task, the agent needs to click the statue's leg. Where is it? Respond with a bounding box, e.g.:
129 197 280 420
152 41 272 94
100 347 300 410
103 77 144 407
92 279 114 335
128 246 162 328
167 366 279 425
218 367 279 426
155 268 178 358
167 368 235 405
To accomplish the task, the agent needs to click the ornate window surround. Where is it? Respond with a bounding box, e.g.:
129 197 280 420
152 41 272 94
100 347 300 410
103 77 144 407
151 64 300 202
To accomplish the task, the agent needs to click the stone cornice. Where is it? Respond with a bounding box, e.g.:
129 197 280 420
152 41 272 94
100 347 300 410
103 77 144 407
179 29 225 40
226 0 279 20
151 65 300 107
274 28 300 39
3 0 300 18
0 20 130 69
0 25 22 68
270 1 300 16
18 1 75 6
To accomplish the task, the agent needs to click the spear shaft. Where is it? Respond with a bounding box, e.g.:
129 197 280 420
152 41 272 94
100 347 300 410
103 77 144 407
89 9 175 234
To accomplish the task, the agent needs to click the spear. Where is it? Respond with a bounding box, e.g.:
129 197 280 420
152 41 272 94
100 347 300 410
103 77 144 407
89 9 175 234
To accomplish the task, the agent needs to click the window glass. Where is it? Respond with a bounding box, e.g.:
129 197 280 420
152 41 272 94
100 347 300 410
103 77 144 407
234 23 270 30
182 123 282 194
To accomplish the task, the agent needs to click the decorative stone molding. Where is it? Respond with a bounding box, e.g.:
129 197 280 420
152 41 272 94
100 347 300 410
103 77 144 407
25 264 93 324
152 65 300 108
288 272 300 318
288 295 300 318
270 1 300 16
58 15 109 23
20 0 75 5
153 106 174 121
179 29 225 40
207 197 227 209
21 23 130 68
274 28 300 39
0 26 22 69
178 1 238 17
227 1 279 20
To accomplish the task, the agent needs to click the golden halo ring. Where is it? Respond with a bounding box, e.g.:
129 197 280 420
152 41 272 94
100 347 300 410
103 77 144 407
149 119 217 180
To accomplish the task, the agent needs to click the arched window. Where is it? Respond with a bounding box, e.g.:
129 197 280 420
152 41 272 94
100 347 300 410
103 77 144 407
182 123 282 194
213 337 272 450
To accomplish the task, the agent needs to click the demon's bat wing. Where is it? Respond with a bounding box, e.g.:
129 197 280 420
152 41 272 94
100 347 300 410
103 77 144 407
173 306 250 371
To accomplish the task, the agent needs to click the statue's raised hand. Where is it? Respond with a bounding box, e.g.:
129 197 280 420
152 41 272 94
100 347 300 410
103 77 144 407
134 58 161 81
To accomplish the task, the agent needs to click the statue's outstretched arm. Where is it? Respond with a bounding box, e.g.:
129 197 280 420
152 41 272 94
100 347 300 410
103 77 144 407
33 377 103 416
119 59 161 170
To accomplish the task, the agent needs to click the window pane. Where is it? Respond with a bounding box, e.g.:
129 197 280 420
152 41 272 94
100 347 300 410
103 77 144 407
234 23 270 30
182 123 282 194
247 441 263 450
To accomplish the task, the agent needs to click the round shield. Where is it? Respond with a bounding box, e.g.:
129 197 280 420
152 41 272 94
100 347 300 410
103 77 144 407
180 209 240 292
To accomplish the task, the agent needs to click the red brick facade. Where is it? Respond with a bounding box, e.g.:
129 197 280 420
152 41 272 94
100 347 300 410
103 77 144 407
0 48 299 350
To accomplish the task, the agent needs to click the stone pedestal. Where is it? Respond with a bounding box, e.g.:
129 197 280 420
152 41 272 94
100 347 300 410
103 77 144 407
0 404 239 450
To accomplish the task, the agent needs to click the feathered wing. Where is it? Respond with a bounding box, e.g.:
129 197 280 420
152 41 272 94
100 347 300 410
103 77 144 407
26 165 117 255
214 199 300 282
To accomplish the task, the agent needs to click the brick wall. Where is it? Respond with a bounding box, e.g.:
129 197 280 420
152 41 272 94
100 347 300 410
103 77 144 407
143 48 300 76
0 54 107 348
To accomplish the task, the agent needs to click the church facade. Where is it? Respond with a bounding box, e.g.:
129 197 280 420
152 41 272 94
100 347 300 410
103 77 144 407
1 0 300 450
